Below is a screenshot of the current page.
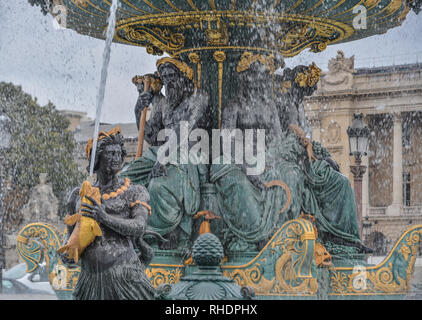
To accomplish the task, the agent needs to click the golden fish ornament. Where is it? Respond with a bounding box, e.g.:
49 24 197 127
57 180 103 262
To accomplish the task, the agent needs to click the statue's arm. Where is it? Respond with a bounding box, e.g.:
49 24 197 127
82 186 149 237
311 141 340 172
59 187 80 266
64 187 80 236
144 95 165 146
100 204 148 237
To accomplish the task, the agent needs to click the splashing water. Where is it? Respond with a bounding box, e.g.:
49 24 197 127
89 0 119 177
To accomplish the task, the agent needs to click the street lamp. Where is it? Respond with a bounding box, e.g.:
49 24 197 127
0 109 12 293
347 113 370 238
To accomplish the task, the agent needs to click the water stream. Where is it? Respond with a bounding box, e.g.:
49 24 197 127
89 0 120 176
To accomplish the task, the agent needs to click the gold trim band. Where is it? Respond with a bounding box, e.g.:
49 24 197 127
301 232 316 241
213 50 226 128
16 235 29 244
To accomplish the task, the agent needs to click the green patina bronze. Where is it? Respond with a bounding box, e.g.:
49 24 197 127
18 0 422 300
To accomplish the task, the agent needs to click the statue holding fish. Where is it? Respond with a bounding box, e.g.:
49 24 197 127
58 127 157 300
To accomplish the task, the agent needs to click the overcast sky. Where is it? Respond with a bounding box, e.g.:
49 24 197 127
0 0 421 124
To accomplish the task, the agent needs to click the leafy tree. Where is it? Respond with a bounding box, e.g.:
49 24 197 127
409 0 422 14
27 0 51 15
0 82 85 229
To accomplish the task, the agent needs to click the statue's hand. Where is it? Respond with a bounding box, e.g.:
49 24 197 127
58 251 78 268
139 91 153 108
248 175 265 190
324 157 340 172
80 196 107 223
149 162 168 180
135 91 153 120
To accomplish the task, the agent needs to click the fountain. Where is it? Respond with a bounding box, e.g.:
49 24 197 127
16 0 422 300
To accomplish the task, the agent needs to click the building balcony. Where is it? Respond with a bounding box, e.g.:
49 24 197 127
403 206 422 215
368 207 387 216
368 206 422 216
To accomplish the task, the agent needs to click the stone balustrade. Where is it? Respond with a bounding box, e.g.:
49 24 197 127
368 206 422 216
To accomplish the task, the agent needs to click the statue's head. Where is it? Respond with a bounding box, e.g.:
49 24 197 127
236 52 284 94
86 126 127 174
277 63 321 100
156 58 195 108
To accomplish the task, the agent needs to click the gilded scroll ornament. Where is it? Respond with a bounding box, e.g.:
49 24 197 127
114 12 355 58
203 16 229 45
71 0 88 7
146 45 164 56
122 26 185 55
221 219 318 296
145 267 183 287
16 223 81 292
329 226 422 296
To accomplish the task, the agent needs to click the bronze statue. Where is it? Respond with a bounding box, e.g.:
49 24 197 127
61 127 156 300
120 58 212 251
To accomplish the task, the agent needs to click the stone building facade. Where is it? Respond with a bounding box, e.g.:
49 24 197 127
305 51 422 255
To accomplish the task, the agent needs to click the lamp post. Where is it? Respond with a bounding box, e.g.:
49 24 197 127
347 113 370 238
362 217 372 246
0 110 12 293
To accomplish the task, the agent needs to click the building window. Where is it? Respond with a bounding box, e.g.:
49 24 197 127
403 172 411 206
402 121 411 148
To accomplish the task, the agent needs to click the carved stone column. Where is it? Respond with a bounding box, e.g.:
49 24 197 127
387 112 403 216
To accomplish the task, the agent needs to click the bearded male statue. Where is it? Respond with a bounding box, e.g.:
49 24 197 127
120 58 212 250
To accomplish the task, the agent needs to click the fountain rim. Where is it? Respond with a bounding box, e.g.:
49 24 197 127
113 11 356 57
52 0 412 59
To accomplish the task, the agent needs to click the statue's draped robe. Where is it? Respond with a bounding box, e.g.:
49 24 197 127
210 134 305 250
211 135 362 250
209 95 305 250
209 92 362 250
302 160 361 245
72 184 155 300
120 91 210 241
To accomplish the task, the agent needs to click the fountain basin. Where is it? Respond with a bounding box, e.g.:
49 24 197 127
53 0 411 58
